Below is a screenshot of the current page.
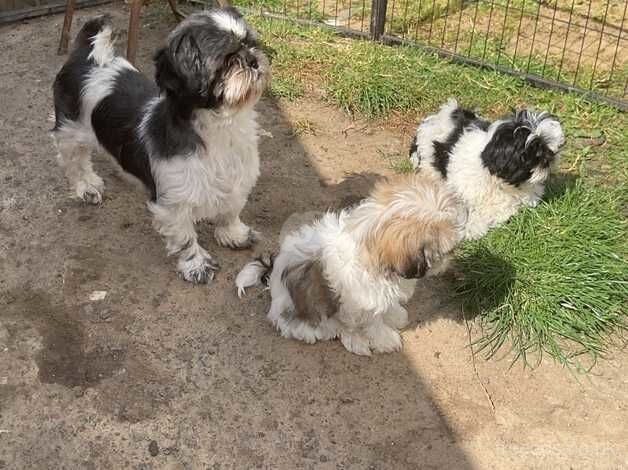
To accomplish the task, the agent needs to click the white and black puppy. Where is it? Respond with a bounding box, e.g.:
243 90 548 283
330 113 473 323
409 99 564 240
236 175 467 355
52 8 270 283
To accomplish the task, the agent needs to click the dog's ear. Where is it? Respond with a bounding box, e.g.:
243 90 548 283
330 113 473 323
154 47 184 95
481 122 537 186
482 112 562 186
364 217 457 279
154 34 209 98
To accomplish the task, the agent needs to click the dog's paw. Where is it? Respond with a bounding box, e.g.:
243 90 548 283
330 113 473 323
340 333 372 356
384 305 409 330
76 178 104 205
179 254 221 284
215 223 259 250
368 325 402 354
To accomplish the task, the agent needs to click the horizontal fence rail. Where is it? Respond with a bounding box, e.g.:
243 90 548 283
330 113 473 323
230 0 628 110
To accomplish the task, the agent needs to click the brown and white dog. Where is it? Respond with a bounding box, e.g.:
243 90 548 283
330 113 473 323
236 175 467 355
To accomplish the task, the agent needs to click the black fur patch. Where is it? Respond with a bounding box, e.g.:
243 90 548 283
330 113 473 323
480 112 555 186
408 139 418 160
432 107 489 178
52 15 113 129
141 98 204 164
91 69 159 197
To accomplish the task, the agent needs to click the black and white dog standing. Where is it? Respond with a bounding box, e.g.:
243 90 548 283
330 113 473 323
52 8 270 283
410 99 564 240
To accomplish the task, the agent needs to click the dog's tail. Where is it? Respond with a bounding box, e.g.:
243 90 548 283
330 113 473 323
235 254 274 298
73 14 115 66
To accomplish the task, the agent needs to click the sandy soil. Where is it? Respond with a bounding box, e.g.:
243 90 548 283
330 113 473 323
1 5 627 469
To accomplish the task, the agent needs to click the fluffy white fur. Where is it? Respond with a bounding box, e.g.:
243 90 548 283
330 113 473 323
411 99 565 240
236 175 466 355
147 107 261 279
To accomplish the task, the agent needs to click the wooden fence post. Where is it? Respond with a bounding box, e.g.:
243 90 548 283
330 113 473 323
369 0 387 41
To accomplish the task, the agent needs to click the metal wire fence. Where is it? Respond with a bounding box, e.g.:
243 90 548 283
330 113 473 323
230 0 628 109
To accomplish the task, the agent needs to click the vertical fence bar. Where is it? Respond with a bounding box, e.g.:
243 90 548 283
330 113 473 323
482 0 497 61
556 0 576 81
496 0 512 67
427 0 437 44
572 0 592 87
370 0 388 40
512 0 526 67
590 0 611 90
525 0 542 72
413 0 424 41
389 0 397 34
453 0 464 54
607 0 627 89
441 0 451 47
402 0 410 39
541 0 559 76
467 0 482 57
361 0 367 32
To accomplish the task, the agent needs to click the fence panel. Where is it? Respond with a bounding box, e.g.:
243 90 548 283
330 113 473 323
231 0 627 109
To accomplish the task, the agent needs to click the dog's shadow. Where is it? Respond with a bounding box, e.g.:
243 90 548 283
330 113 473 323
407 247 516 327
540 172 578 204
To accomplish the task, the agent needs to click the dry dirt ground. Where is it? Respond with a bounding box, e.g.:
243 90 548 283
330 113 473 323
1 5 627 470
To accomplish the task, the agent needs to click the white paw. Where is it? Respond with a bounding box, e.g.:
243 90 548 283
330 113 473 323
340 332 372 356
76 177 104 205
368 325 402 354
215 222 259 250
178 253 220 284
384 306 409 330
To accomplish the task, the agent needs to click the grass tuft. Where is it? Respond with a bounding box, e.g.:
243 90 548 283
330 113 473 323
456 180 628 369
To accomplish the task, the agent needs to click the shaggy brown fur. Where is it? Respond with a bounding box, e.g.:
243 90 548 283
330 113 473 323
282 259 338 326
360 175 463 278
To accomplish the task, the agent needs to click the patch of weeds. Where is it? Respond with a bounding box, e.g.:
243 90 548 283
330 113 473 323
267 75 305 100
391 158 415 174
291 118 317 136
456 180 628 370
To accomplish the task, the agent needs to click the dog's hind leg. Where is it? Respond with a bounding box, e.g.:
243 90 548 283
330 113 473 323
148 201 220 284
53 123 104 204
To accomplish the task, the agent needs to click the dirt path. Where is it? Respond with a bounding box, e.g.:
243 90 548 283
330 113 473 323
1 6 626 469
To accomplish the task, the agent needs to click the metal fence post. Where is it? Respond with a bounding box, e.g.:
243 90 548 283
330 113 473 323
370 0 387 40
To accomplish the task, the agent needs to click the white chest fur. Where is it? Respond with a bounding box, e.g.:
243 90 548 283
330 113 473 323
151 108 261 221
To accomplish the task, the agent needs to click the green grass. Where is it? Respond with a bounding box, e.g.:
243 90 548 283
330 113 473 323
456 180 627 369
247 16 627 368
252 17 627 175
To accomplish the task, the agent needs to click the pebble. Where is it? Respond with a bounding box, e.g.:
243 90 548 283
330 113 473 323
148 440 159 457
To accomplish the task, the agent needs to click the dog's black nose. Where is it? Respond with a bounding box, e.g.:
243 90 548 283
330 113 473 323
248 57 258 69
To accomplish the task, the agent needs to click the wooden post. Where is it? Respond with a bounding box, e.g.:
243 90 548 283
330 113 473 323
126 0 143 65
369 0 387 41
57 0 76 54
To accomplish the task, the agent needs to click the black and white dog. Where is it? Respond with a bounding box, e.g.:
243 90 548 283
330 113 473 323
409 99 564 239
52 8 270 283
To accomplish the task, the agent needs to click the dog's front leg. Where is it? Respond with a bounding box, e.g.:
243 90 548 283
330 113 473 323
148 202 220 284
214 211 259 250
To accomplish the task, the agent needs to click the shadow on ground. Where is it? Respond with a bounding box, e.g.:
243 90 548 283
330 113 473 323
0 6 479 468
